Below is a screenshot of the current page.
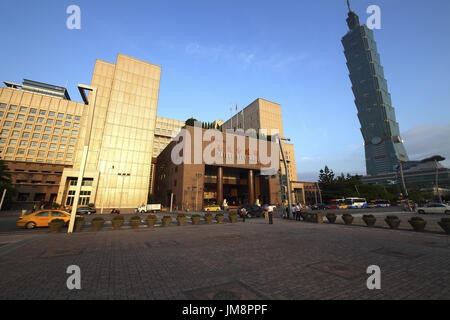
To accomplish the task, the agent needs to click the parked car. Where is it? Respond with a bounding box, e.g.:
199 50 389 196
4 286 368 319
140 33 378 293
16 210 81 229
311 203 326 210
239 205 264 218
76 206 96 215
325 204 339 210
204 205 221 212
417 204 450 215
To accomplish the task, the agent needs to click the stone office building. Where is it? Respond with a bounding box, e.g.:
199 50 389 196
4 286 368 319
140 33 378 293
1 54 161 210
155 125 282 211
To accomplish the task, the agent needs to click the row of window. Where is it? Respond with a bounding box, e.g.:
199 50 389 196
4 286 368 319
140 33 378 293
0 139 75 151
2 157 70 164
1 147 73 158
1 122 79 135
1 129 78 141
0 103 80 121
0 112 80 128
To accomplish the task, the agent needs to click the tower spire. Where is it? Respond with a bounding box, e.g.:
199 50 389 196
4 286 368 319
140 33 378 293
345 0 360 30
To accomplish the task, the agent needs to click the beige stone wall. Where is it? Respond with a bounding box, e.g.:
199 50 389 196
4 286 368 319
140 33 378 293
62 54 161 209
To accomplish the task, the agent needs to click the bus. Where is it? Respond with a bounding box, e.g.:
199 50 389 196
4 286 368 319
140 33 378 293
329 199 348 209
345 197 367 209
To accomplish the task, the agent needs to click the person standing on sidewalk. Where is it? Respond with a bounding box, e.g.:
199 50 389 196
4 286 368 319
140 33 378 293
268 205 274 224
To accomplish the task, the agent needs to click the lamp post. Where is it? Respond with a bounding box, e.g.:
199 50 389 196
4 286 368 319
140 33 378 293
275 134 292 219
68 84 97 234
118 172 130 211
397 160 412 212
421 155 446 203
194 173 202 212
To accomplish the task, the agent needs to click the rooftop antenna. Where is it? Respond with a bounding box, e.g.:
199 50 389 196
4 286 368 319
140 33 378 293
347 0 352 12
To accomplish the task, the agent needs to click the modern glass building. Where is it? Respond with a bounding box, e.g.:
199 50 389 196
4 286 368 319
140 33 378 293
342 4 409 176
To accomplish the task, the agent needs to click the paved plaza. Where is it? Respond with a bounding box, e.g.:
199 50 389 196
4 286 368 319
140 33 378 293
0 215 449 300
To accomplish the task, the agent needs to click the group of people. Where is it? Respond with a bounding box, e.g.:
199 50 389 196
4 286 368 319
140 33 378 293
291 203 304 221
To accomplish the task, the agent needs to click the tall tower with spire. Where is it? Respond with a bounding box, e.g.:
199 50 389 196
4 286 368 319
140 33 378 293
342 1 409 176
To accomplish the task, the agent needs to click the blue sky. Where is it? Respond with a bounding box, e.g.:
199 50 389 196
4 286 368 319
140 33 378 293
1 0 449 181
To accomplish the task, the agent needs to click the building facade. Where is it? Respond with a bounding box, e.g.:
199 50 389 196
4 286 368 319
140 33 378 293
342 6 409 176
155 126 282 211
1 54 161 210
221 98 298 202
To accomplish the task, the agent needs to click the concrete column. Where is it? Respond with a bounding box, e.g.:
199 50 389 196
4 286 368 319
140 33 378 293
248 169 255 205
217 166 223 206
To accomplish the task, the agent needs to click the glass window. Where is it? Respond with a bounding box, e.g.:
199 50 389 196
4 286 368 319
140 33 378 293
28 150 35 156
3 121 12 127
46 119 53 125
20 141 27 147
35 212 49 217
73 123 80 128
1 130 9 136
27 116 35 122
0 111 3 117
0 104 6 109
42 135 49 140
37 118 44 123
12 131 19 137
65 121 71 127
63 129 69 135
61 137 67 142
56 120 62 126
19 107 27 113
40 142 47 148
54 128 60 133
66 114 73 120
14 123 22 129
70 138 76 143
57 153 63 158
57 113 64 119
66 153 73 159
29 108 37 114
71 131 78 136
32 133 40 139
75 116 81 121
47 151 55 157
17 114 25 120
17 149 25 155
44 127 51 132
59 145 66 150
52 136 58 141
6 148 14 154
39 110 46 116
49 112 55 117
9 140 17 145
38 151 45 157
34 125 42 131
30 142 38 147
25 124 32 130
9 105 17 111
22 132 30 138
0 138 5 144
50 144 56 149
68 145 74 151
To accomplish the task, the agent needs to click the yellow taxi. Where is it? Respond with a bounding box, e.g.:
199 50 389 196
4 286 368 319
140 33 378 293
203 205 222 212
16 210 80 229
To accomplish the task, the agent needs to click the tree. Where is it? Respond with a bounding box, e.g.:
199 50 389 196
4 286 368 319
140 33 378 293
184 118 199 127
0 159 11 188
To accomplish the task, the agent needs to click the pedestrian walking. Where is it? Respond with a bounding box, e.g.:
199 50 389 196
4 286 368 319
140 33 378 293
263 204 269 222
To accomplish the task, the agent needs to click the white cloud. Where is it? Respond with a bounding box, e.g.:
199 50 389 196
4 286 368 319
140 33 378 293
402 124 450 167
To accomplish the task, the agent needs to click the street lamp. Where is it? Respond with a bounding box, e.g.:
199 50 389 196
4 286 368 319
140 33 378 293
396 160 412 212
274 134 292 219
118 172 131 211
68 84 98 233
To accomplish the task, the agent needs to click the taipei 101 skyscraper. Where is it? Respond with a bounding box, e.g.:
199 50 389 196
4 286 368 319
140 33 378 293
342 1 409 176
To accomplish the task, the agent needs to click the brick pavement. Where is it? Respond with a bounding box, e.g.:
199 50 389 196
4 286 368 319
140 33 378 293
0 217 449 300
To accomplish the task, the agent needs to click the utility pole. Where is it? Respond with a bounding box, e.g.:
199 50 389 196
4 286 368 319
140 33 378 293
68 84 97 233
398 160 412 212
276 134 292 219
0 189 7 211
